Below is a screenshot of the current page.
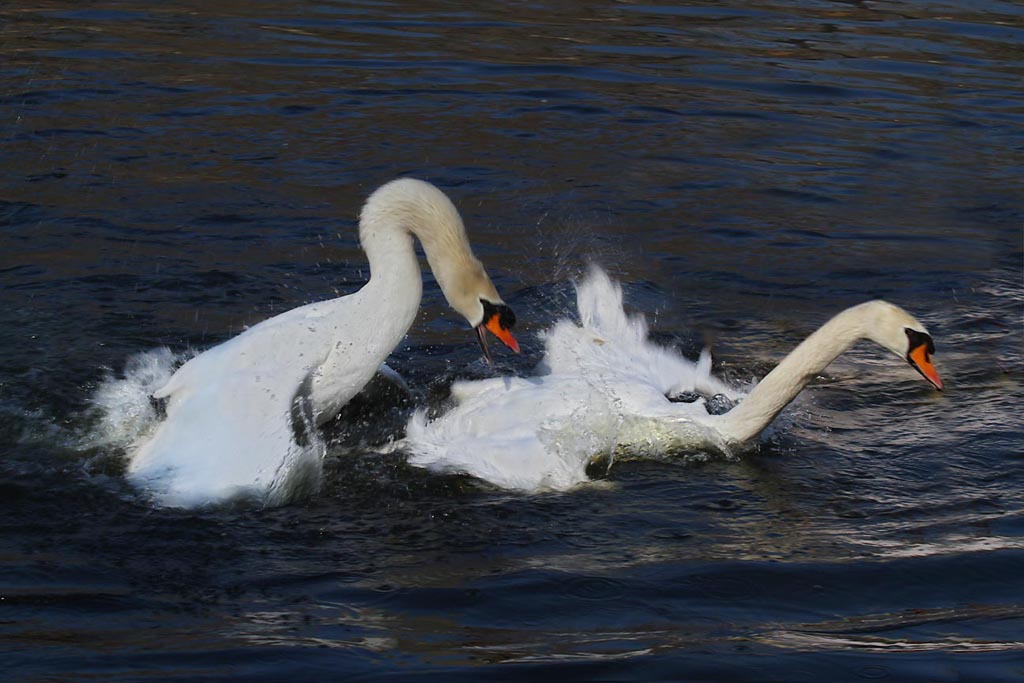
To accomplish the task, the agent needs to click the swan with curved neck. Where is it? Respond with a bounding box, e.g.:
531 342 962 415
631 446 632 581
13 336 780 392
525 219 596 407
714 299 943 445
403 267 943 492
128 178 519 506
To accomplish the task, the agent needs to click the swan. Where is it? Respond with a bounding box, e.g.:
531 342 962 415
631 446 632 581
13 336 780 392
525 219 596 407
128 178 520 507
403 266 942 492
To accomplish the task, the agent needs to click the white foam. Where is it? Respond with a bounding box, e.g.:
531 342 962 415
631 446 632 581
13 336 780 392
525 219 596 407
85 347 183 451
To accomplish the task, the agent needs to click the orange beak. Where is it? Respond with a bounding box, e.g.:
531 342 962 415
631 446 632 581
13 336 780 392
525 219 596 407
908 343 943 391
475 303 520 365
485 312 519 353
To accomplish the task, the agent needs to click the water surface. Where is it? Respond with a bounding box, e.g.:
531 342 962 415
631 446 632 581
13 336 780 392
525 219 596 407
2 1 1022 681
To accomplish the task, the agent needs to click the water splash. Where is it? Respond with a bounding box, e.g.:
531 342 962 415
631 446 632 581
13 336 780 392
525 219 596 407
402 266 747 491
83 347 183 451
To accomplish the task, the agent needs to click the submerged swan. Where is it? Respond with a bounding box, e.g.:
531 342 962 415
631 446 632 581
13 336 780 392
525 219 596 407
404 267 943 491
129 178 519 506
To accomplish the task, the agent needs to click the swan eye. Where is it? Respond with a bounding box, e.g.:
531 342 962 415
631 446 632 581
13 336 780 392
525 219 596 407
480 299 516 330
904 328 935 358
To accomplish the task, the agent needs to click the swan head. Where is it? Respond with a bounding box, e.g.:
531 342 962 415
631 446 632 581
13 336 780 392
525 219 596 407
862 300 944 391
443 259 520 364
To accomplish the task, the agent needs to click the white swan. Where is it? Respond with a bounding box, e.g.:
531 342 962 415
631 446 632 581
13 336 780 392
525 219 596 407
403 266 943 492
128 178 519 507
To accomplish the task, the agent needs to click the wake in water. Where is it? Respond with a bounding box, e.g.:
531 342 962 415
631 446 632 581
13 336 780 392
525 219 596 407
403 266 749 491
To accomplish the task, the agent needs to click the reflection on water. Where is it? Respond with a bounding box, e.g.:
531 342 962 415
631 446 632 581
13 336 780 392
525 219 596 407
2 0 1022 681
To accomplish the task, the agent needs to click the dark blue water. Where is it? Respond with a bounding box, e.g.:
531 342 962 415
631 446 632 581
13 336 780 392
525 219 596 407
2 1 1022 681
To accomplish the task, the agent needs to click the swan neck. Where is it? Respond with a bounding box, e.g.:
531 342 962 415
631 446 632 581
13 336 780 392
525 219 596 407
359 179 497 326
718 306 867 444
354 200 425 345
360 217 421 290
358 181 481 298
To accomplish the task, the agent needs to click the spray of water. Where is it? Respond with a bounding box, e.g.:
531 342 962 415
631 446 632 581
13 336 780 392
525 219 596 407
83 347 184 451
403 266 747 491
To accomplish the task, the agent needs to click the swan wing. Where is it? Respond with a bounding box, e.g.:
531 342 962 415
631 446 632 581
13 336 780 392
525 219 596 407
129 360 321 507
131 305 336 507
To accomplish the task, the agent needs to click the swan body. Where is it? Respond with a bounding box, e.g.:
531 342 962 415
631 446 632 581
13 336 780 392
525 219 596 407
128 178 519 507
403 266 942 492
